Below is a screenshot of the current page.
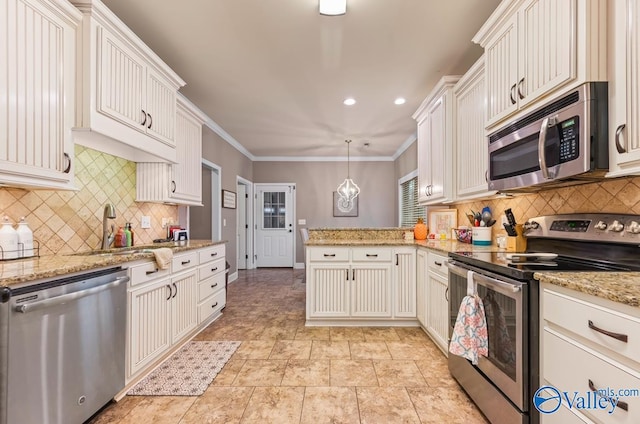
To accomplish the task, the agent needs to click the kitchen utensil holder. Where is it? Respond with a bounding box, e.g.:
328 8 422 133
506 224 527 252
0 240 40 261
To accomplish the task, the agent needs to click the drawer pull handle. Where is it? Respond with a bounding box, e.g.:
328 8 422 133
588 320 628 343
181 260 191 265
212 267 218 272
434 261 442 266
212 302 218 308
146 269 159 275
324 254 336 257
365 254 378 258
211 283 218 288
395 254 398 266
211 252 218 257
588 379 629 412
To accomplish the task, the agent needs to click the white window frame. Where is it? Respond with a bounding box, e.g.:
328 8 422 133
398 169 425 227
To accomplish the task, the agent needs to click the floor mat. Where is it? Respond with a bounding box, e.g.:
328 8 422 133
128 341 241 396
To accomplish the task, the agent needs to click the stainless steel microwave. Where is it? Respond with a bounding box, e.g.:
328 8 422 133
488 82 608 192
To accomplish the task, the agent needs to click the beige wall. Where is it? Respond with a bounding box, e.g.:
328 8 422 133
195 126 253 274
0 145 177 256
253 160 396 264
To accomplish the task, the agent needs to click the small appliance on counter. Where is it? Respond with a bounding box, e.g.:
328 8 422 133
173 229 188 241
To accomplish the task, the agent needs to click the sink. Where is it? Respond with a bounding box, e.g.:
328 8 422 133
71 248 158 257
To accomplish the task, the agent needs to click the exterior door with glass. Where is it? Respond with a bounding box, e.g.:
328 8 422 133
256 184 295 267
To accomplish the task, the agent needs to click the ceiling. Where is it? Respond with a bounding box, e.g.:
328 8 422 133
101 0 501 159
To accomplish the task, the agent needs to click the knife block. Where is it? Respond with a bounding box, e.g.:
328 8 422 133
506 224 527 252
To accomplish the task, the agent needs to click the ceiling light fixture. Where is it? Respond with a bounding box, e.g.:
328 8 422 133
336 139 360 207
319 0 346 16
343 98 356 106
394 97 406 105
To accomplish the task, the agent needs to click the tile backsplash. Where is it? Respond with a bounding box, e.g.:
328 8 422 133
0 145 178 256
452 175 640 238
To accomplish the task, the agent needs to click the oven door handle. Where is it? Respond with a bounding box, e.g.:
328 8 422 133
446 261 521 294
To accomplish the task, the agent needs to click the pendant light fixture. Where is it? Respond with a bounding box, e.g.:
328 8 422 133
319 0 346 16
337 139 360 204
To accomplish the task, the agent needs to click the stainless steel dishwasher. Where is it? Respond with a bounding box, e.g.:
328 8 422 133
0 267 128 424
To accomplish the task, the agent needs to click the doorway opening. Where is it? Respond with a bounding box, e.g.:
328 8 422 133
189 159 221 241
236 177 254 270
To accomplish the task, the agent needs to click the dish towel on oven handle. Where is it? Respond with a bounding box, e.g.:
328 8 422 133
448 270 489 365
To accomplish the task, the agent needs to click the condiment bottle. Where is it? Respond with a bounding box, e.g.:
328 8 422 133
0 216 19 260
124 224 132 247
114 227 127 248
127 223 135 246
15 217 33 257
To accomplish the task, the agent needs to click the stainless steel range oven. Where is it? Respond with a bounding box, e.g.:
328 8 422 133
447 213 640 424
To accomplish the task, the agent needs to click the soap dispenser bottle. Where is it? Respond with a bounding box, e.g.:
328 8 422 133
0 216 19 259
16 217 33 257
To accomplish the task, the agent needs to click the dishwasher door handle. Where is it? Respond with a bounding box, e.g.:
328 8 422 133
15 276 130 314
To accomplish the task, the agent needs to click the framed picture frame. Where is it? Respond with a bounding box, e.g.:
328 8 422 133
428 209 457 239
333 192 358 217
222 189 236 209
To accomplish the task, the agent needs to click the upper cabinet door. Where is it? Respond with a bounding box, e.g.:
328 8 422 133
97 27 146 131
426 97 446 202
607 0 640 176
170 103 203 203
484 13 519 127
416 116 430 204
146 67 177 147
0 0 80 189
518 0 575 109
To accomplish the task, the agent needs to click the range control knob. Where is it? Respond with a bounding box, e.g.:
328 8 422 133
627 221 640 234
594 221 608 231
610 220 625 232
524 221 540 231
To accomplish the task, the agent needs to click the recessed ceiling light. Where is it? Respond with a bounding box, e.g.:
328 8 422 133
394 97 406 105
343 98 356 106
319 0 346 16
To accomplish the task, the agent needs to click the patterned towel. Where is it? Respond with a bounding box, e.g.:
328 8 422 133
448 271 488 365
153 248 173 270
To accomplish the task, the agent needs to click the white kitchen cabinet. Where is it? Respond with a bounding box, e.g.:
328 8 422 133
197 244 226 324
128 276 172 378
393 247 417 318
412 76 460 205
426 252 450 355
607 0 640 177
170 269 198 343
541 283 640 423
454 56 496 201
474 0 607 130
416 250 427 327
136 96 205 205
0 0 81 189
306 246 416 324
71 0 185 163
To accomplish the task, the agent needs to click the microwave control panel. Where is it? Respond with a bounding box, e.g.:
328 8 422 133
559 117 579 163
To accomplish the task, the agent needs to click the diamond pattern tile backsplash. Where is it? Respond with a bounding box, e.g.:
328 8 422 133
0 145 178 256
452 175 640 239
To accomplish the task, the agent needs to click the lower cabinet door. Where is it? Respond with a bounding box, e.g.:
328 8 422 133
128 277 172 378
307 264 350 318
171 270 198 343
198 289 226 324
426 272 449 354
351 264 392 318
416 250 428 326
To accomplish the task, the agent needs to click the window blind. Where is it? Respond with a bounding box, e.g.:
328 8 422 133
400 176 426 227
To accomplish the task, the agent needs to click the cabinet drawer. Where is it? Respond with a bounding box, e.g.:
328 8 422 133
198 289 225 324
308 248 349 262
198 273 225 302
198 258 226 281
128 261 172 287
172 251 199 272
543 288 640 365
427 253 448 277
351 248 391 262
199 244 225 264
544 328 640 423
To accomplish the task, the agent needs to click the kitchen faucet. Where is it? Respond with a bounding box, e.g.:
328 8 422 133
101 203 116 249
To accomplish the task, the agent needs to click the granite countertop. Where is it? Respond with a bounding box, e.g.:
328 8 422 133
305 238 498 255
0 240 224 288
534 271 640 308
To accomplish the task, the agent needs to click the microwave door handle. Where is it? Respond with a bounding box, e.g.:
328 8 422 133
538 117 551 179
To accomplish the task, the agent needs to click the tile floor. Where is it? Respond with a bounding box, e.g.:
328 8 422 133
89 268 488 424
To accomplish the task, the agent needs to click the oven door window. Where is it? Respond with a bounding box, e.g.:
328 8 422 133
477 285 517 381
